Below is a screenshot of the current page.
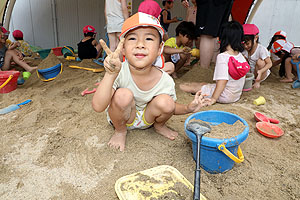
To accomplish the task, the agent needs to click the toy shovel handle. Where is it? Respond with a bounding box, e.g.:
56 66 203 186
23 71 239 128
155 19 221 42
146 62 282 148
268 118 279 124
17 99 32 106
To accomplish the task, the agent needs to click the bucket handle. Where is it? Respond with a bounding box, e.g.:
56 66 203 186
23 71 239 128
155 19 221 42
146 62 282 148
0 75 13 89
63 46 75 56
36 63 63 82
218 144 244 163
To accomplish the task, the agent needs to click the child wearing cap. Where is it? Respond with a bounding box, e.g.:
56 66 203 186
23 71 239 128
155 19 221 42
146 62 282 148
163 21 196 78
11 30 34 57
77 25 103 60
105 0 129 51
138 0 161 19
160 0 179 41
270 39 297 82
92 12 210 151
242 24 272 89
0 27 37 73
180 21 250 105
267 30 287 68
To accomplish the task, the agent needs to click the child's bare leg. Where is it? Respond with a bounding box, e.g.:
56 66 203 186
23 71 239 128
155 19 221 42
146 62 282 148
172 54 188 78
107 88 136 151
253 59 268 88
3 50 37 72
163 62 175 75
179 82 206 93
95 43 103 59
280 58 294 83
144 94 177 140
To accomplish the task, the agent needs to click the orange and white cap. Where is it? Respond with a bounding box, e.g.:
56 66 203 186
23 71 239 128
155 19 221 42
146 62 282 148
270 39 294 54
273 30 287 38
120 12 164 40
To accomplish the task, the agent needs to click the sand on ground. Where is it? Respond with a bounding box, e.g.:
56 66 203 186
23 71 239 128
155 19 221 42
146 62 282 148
1 56 299 200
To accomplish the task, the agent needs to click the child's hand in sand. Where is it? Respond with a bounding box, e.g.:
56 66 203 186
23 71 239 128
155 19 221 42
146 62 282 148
99 38 124 74
187 91 210 112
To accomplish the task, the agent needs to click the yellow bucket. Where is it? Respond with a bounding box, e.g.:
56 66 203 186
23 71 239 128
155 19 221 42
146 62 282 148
115 165 206 200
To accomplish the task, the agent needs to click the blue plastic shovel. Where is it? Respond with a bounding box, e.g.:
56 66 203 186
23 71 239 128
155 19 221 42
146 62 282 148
0 99 32 115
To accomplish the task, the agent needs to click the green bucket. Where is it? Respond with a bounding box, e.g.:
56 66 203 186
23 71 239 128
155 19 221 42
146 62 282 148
62 46 75 58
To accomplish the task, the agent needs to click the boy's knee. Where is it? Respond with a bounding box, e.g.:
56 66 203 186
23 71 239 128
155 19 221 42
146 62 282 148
256 59 265 68
153 94 175 113
112 88 134 107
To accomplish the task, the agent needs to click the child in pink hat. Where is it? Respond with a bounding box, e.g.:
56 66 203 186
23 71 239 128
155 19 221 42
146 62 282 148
138 0 161 19
242 24 272 89
92 12 209 151
180 21 250 105
11 30 34 57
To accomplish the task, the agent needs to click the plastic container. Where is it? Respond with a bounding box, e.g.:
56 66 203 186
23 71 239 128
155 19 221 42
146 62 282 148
37 63 63 82
185 110 249 174
51 47 63 56
0 71 20 93
243 73 254 91
62 46 75 58
115 165 206 200
37 49 51 59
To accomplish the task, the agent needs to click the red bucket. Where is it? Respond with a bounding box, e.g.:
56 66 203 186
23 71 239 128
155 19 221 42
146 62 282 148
52 47 63 56
0 71 20 93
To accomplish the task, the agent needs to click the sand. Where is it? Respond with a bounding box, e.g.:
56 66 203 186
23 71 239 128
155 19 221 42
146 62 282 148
1 58 300 200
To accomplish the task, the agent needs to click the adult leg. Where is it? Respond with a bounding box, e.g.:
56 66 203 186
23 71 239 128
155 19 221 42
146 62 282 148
107 88 136 151
2 50 37 72
144 94 177 140
108 32 120 51
199 35 215 68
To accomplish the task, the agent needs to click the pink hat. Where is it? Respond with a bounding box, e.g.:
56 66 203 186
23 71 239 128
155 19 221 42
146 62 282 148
1 27 9 36
228 57 250 80
83 25 96 34
13 30 23 39
274 30 287 38
270 39 294 54
243 24 259 35
138 0 162 18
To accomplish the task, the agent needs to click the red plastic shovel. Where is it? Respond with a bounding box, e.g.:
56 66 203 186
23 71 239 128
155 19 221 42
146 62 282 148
256 122 284 138
254 112 279 124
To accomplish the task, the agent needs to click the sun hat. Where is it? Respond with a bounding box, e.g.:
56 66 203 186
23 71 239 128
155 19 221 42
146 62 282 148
270 39 294 54
138 0 162 18
243 24 259 35
273 30 287 38
1 27 10 36
228 56 250 80
120 12 164 39
13 30 23 39
83 25 96 34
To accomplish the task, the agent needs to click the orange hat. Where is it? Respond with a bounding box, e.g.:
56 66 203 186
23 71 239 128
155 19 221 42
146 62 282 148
243 24 259 35
13 30 23 38
120 12 164 39
273 30 287 38
83 25 96 34
270 39 294 54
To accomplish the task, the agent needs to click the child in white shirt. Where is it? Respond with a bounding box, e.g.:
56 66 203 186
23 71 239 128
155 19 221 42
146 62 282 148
242 24 272 88
180 21 250 105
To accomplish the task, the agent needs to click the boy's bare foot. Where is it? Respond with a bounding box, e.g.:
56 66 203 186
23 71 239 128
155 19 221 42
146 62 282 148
154 124 178 140
280 78 293 83
253 81 261 89
179 82 202 93
108 131 127 151
28 66 38 73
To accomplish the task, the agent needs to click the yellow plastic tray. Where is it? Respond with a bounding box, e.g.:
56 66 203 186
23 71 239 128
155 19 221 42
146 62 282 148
115 165 207 200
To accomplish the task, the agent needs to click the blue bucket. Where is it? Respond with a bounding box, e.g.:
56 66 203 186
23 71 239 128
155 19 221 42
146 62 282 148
37 63 63 82
184 110 249 174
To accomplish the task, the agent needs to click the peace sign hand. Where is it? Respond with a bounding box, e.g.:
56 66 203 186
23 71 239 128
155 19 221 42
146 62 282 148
99 38 125 75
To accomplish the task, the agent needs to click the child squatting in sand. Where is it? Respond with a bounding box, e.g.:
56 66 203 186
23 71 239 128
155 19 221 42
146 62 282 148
92 12 210 151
